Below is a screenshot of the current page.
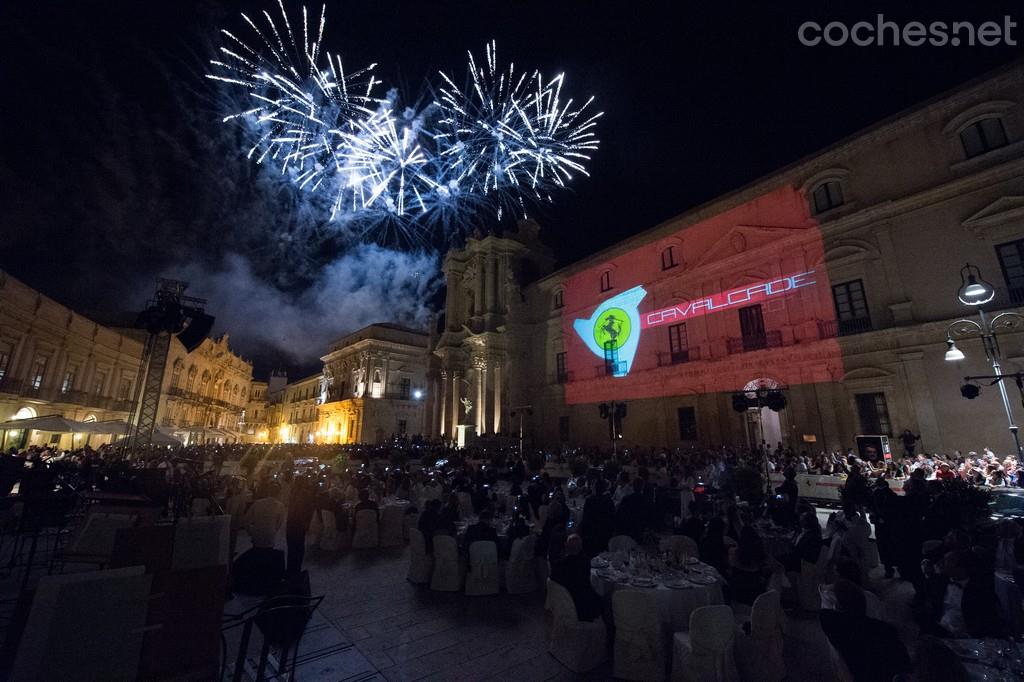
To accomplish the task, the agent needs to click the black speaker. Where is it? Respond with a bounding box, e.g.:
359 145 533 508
731 393 749 413
176 312 215 352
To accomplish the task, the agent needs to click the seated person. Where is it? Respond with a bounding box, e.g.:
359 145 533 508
464 508 499 549
354 488 379 514
820 579 911 682
781 511 824 573
550 534 603 622
728 526 776 605
436 495 459 536
923 550 1006 638
699 517 729 576
417 498 442 553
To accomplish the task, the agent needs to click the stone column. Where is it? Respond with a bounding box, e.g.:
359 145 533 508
439 371 448 436
451 372 461 435
484 255 496 314
12 334 36 382
492 363 502 434
476 256 485 317
478 363 488 433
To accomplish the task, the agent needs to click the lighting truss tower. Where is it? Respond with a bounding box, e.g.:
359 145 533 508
123 279 213 452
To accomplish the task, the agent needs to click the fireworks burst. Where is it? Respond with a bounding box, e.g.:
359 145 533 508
208 5 601 243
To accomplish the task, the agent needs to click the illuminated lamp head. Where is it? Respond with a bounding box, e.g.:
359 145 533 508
957 263 995 306
573 286 647 377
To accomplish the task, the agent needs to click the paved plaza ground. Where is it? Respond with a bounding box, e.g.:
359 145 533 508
234 535 920 682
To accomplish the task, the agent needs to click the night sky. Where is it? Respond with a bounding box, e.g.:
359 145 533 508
2 1 1021 378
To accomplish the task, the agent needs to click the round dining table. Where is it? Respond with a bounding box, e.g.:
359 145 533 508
589 552 725 631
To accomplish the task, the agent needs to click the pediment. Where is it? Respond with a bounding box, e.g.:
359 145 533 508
962 196 1024 241
694 224 809 268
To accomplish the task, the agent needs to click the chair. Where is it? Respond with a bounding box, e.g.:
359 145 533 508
545 580 607 673
613 589 666 681
457 492 474 520
672 605 739 682
796 546 828 612
430 535 463 591
319 510 343 551
406 528 434 584
465 541 499 596
351 509 379 549
537 504 550 528
506 535 538 594
378 505 405 547
225 593 324 682
661 535 699 560
609 535 638 553
403 510 419 542
734 590 784 682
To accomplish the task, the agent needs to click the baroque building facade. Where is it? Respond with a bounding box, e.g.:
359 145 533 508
158 335 254 444
426 61 1024 455
0 270 143 449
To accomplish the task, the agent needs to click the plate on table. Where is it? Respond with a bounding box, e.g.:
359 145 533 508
664 579 694 589
685 557 699 565
591 557 609 569
629 577 656 587
688 574 716 585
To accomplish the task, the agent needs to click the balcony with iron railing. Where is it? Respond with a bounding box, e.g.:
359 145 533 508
726 330 783 355
817 316 873 339
657 347 701 367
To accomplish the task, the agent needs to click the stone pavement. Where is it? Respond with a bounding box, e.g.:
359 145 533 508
280 541 920 682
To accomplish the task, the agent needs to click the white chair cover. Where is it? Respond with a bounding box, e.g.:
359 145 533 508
465 541 499 596
305 509 323 547
545 580 607 673
379 505 405 547
609 535 638 553
404 511 418 542
796 546 828 611
430 535 463 592
319 510 343 551
352 509 379 549
69 513 138 558
661 535 699 560
537 504 550 528
407 527 434 584
735 590 784 682
506 535 538 594
673 605 739 682
457 492 474 520
613 589 666 681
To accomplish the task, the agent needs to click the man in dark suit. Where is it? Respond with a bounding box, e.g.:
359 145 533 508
464 509 499 549
551 534 603 622
924 550 1006 638
820 579 911 682
579 478 615 556
614 478 651 541
417 498 442 554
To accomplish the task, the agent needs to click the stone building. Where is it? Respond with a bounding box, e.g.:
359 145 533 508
0 270 143 449
277 373 323 444
242 380 270 442
317 323 430 443
427 61 1024 455
158 335 254 444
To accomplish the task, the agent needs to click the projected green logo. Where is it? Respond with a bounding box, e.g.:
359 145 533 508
593 308 631 351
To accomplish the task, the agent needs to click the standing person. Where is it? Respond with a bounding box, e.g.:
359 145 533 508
579 478 615 556
285 476 316 575
870 478 899 578
901 430 921 458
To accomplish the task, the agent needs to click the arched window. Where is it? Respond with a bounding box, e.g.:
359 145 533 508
960 117 1008 158
186 366 197 392
811 180 844 214
170 361 182 388
13 407 37 420
599 270 613 292
200 371 211 397
371 369 383 398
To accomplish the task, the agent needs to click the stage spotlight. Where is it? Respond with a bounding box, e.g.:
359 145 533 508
731 393 749 413
960 383 980 399
765 390 787 412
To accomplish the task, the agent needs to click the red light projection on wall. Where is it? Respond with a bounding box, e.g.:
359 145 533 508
559 185 844 405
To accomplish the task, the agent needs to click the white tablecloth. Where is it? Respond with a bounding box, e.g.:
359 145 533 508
946 638 1024 681
590 561 725 631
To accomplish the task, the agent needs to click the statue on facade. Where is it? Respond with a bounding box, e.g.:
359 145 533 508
460 396 473 415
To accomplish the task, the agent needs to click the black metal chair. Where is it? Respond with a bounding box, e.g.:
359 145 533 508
222 593 324 682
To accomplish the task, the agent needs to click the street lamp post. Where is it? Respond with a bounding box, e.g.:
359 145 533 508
944 263 1024 456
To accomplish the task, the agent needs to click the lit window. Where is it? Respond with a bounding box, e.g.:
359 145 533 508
0 349 8 383
93 371 106 395
29 357 47 390
960 117 1008 158
61 367 76 394
812 180 844 214
661 246 678 270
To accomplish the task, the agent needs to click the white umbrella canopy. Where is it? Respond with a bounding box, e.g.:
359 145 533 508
0 415 84 433
78 420 133 435
112 428 183 447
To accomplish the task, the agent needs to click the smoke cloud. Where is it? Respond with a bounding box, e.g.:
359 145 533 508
171 247 440 364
